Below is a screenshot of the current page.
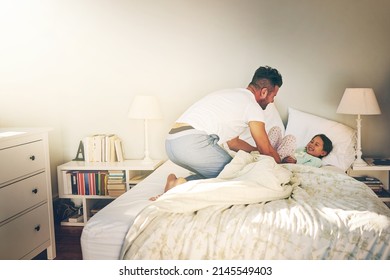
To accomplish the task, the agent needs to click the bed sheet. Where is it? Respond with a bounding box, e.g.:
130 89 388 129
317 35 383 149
121 155 390 260
80 160 190 260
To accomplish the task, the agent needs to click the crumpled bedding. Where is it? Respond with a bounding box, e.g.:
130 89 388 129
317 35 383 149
146 151 295 213
120 151 390 260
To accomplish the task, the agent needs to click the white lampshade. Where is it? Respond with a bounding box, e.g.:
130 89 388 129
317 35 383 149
128 95 163 120
336 88 381 115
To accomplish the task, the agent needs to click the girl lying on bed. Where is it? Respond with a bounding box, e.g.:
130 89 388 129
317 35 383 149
150 128 333 201
267 126 333 167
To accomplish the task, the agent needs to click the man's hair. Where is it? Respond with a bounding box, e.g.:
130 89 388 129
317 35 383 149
314 134 333 158
249 66 283 90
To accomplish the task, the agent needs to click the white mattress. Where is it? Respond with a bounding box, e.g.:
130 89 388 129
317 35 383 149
80 160 190 260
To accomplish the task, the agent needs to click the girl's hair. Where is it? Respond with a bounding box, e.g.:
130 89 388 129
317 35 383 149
313 134 333 158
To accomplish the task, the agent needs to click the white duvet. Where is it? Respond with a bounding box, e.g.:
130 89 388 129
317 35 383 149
120 151 390 260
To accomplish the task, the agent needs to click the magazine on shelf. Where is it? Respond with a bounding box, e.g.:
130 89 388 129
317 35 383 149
363 157 390 166
372 158 390 166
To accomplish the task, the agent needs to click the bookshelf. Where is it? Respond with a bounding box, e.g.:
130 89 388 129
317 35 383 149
348 157 390 203
57 159 164 226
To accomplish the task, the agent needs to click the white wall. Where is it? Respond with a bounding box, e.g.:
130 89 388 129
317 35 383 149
1 0 389 196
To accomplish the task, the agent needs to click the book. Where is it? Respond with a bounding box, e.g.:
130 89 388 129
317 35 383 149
107 189 126 197
106 183 126 190
77 171 84 195
106 134 118 162
372 158 390 166
92 134 105 162
354 176 383 184
98 171 108 195
115 138 124 162
70 172 78 194
68 213 83 223
376 188 390 198
63 172 72 195
84 172 90 195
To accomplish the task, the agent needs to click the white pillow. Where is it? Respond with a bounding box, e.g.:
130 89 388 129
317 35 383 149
285 107 356 171
239 103 285 146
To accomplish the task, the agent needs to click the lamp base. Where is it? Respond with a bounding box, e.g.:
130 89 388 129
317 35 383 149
353 157 368 167
141 156 154 165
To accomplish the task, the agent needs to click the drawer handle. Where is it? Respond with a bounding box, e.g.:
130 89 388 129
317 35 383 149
29 155 36 161
34 225 41 232
32 188 38 194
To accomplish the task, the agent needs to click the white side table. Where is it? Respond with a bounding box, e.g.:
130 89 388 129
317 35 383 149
348 158 390 202
57 159 164 226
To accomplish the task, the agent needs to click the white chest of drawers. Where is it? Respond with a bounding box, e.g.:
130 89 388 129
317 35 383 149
0 128 56 259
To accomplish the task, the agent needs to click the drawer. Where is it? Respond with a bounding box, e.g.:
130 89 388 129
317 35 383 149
0 172 47 223
0 140 45 185
0 203 49 260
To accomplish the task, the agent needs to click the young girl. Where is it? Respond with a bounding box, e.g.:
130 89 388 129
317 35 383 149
268 126 333 167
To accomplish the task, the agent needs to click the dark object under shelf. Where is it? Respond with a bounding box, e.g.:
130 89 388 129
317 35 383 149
375 188 390 198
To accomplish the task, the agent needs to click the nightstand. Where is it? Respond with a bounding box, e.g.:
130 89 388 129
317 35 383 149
57 159 164 226
347 158 390 203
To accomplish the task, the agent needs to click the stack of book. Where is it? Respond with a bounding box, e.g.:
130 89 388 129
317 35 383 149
83 134 124 163
106 170 126 197
353 176 384 193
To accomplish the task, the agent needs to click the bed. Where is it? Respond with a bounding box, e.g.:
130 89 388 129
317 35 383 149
80 106 390 260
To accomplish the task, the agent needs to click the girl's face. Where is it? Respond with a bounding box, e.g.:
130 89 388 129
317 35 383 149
305 136 327 158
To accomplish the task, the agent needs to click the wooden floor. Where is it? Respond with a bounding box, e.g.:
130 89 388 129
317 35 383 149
34 224 83 260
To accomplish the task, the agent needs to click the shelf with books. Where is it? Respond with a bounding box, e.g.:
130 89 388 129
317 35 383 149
353 176 384 192
348 158 390 204
57 159 164 226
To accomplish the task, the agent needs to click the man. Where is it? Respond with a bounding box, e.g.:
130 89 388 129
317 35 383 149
166 65 283 181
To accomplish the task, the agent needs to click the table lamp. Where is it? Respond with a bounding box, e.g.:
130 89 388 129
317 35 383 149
336 88 381 167
128 95 162 163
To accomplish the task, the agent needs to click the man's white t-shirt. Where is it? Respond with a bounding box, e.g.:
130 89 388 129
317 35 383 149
176 88 265 144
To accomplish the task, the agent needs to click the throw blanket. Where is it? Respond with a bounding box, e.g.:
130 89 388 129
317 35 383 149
120 151 390 260
149 151 295 213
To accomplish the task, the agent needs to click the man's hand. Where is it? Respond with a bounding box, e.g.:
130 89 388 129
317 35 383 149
282 156 297 164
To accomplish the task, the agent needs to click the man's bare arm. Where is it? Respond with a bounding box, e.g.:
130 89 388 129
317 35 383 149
226 137 257 152
249 121 281 163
